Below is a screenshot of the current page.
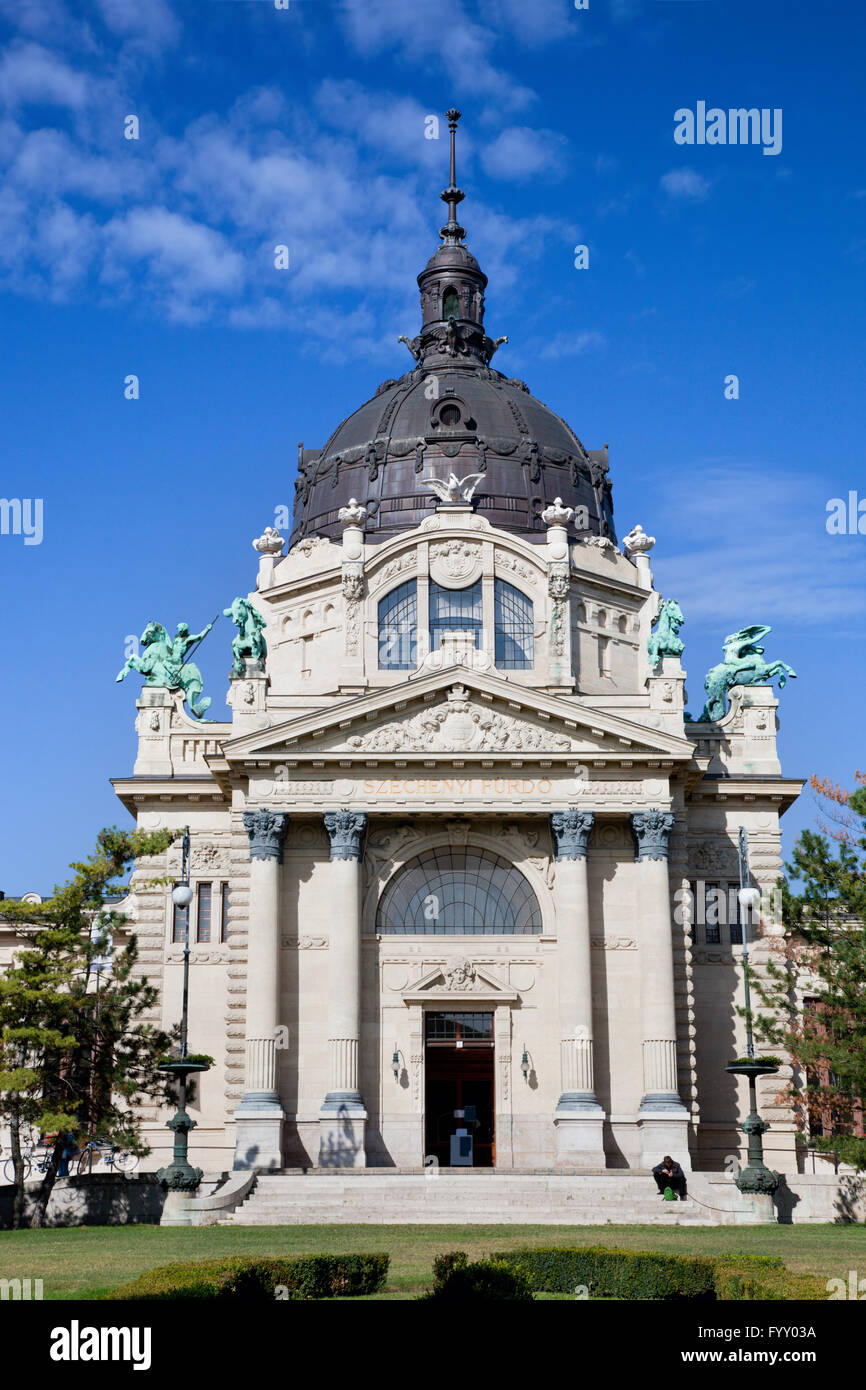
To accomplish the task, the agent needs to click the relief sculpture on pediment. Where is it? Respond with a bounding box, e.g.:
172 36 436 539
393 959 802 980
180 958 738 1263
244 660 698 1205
343 684 574 753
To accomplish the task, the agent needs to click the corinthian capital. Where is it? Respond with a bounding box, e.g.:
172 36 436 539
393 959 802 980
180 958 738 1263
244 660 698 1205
631 808 675 861
243 809 289 863
324 808 367 862
550 809 595 861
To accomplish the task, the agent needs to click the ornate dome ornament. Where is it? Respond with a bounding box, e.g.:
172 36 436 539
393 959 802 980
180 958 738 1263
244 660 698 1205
289 111 616 549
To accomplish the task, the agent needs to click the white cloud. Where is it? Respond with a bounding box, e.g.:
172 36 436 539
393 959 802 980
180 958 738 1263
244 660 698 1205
0 42 90 109
659 167 710 201
477 0 575 47
652 466 866 628
93 0 179 47
481 126 568 182
314 79 442 167
101 207 245 320
337 0 535 110
540 329 607 360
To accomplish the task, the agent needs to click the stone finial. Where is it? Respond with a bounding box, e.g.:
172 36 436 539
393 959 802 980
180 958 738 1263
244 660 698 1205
623 524 655 556
338 498 368 526
252 526 285 556
541 497 574 527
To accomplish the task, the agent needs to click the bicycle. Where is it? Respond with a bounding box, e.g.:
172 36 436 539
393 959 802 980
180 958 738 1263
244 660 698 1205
1 1138 53 1184
76 1139 139 1175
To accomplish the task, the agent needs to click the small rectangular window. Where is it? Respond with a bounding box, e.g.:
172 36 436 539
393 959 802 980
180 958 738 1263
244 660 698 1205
704 883 722 944
220 883 230 943
171 901 188 945
197 883 212 944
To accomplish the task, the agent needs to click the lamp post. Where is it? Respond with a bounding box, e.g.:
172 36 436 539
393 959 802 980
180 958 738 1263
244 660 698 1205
157 828 209 1197
725 826 780 1197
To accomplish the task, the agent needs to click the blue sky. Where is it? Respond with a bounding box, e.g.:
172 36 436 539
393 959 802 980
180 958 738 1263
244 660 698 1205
1 0 864 891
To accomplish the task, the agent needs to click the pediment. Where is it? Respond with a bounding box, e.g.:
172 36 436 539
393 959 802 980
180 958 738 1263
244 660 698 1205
221 667 694 765
402 959 518 1005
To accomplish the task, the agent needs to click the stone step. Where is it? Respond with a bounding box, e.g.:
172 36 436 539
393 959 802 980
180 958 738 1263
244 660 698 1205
226 1171 709 1225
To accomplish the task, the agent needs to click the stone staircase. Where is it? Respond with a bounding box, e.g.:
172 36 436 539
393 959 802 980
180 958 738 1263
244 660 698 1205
225 1170 717 1226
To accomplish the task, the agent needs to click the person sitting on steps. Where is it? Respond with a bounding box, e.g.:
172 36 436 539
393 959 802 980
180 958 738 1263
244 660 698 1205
652 1155 687 1200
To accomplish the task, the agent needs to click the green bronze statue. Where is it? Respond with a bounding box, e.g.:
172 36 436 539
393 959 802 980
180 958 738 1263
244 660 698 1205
648 598 685 670
116 617 217 719
697 625 796 722
224 596 267 676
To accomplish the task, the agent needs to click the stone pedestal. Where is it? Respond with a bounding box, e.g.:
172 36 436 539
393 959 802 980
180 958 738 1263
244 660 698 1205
227 662 269 734
234 809 288 1171
318 1105 368 1169
554 1109 606 1166
133 687 175 776
731 1191 777 1224
637 1109 691 1171
159 1190 194 1227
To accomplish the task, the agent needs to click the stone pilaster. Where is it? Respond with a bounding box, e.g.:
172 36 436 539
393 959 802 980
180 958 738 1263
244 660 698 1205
233 808 289 1171
338 499 368 692
542 498 575 690
631 808 690 1169
550 808 605 1167
319 809 368 1167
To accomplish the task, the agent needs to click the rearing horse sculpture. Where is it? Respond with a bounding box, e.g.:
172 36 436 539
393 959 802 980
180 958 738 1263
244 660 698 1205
699 625 796 722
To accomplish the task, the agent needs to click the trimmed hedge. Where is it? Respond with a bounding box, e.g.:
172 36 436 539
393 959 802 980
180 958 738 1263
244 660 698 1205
490 1247 826 1301
107 1253 389 1301
422 1256 534 1301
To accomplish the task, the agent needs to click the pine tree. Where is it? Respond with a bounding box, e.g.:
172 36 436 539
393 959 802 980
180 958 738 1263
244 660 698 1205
747 773 866 1169
0 827 176 1227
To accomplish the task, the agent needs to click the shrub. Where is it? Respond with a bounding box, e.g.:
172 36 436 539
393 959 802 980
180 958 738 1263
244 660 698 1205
491 1247 826 1301
422 1256 534 1301
493 1246 716 1300
432 1250 468 1283
107 1253 389 1301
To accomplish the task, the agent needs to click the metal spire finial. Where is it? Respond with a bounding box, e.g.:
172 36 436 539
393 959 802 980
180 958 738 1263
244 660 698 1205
440 107 466 243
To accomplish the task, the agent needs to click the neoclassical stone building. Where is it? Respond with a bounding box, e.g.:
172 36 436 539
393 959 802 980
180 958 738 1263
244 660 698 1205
111 116 802 1178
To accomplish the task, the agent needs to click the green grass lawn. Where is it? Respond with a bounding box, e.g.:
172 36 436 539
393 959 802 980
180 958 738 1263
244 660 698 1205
0 1222 864 1299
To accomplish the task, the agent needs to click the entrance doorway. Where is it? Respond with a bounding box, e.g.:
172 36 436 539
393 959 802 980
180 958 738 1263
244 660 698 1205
424 1012 495 1167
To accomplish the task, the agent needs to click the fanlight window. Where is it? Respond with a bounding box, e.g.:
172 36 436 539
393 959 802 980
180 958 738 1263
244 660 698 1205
378 579 417 669
494 579 533 669
376 847 542 935
430 579 482 651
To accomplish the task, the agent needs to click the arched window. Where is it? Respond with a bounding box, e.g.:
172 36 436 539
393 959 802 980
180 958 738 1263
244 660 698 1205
430 579 482 650
442 286 459 319
376 847 542 935
378 579 417 669
494 578 533 669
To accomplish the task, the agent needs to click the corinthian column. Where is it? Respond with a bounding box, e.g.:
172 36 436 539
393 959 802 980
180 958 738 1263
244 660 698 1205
234 808 289 1171
550 809 605 1168
319 808 368 1168
631 808 690 1169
